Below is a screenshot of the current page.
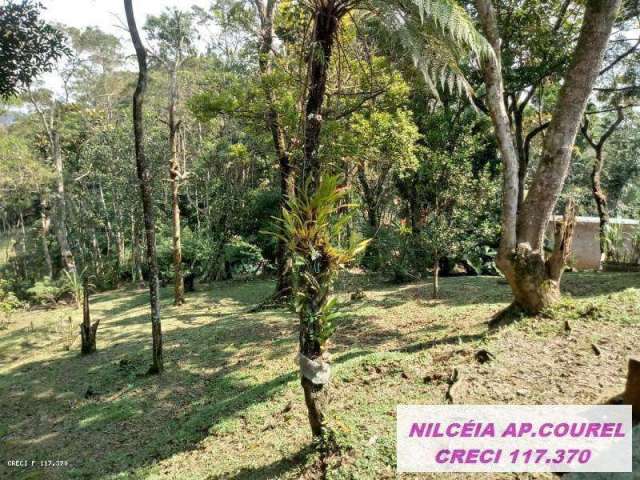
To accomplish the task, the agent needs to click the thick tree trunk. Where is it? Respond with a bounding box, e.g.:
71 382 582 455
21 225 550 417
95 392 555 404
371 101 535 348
476 0 621 314
126 0 163 374
499 200 577 315
80 279 99 355
254 0 294 301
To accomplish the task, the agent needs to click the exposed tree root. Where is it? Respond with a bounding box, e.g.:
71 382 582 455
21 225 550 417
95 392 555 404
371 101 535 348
247 288 292 313
445 367 463 403
487 302 527 330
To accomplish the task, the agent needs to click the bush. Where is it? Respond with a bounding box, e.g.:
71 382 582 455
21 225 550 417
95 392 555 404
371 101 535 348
0 280 23 328
26 277 62 305
224 237 265 276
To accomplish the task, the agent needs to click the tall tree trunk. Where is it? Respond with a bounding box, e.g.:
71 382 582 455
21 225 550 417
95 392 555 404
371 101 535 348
52 131 76 274
98 183 113 256
18 212 27 277
254 0 294 301
169 66 185 306
28 92 76 275
475 0 621 314
125 0 163 374
297 0 343 440
40 196 53 278
300 3 340 191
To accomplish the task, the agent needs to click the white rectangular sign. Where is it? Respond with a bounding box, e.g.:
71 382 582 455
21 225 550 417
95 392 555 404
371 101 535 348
397 405 632 473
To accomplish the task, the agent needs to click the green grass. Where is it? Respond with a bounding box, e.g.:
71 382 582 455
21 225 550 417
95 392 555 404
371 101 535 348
0 272 639 479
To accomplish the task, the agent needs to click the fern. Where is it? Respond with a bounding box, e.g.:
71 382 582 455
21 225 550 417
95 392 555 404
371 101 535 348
368 0 492 99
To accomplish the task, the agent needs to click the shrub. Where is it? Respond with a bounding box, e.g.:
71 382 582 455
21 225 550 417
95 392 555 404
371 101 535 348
0 280 23 329
224 237 265 276
26 277 62 305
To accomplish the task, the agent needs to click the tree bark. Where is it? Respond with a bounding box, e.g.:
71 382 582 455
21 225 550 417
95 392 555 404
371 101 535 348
29 93 76 275
432 257 440 299
297 0 345 439
40 196 54 278
52 131 76 274
476 0 621 314
254 0 295 301
300 2 341 191
125 0 163 374
581 107 624 265
169 65 185 306
592 151 609 265
80 278 99 355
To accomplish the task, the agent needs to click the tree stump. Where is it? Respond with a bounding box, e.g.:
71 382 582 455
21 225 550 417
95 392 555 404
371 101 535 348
80 279 100 355
624 358 640 418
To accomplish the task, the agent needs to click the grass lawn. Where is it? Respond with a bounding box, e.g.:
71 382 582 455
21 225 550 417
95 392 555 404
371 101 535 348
0 272 638 479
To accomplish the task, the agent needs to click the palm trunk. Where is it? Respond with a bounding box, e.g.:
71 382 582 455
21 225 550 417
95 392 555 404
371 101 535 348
125 0 163 374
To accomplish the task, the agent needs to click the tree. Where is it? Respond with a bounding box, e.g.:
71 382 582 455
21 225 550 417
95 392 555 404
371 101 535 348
581 107 624 265
291 0 490 442
145 8 197 306
0 0 67 98
474 0 622 316
125 0 163 374
28 90 77 274
251 0 295 303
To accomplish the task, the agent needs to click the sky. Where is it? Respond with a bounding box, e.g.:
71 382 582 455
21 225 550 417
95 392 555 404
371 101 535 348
39 0 213 93
41 0 211 41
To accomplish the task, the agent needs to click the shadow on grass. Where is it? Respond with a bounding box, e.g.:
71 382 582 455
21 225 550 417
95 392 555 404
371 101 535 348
1 273 636 479
221 445 315 480
394 332 487 354
0 280 371 480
